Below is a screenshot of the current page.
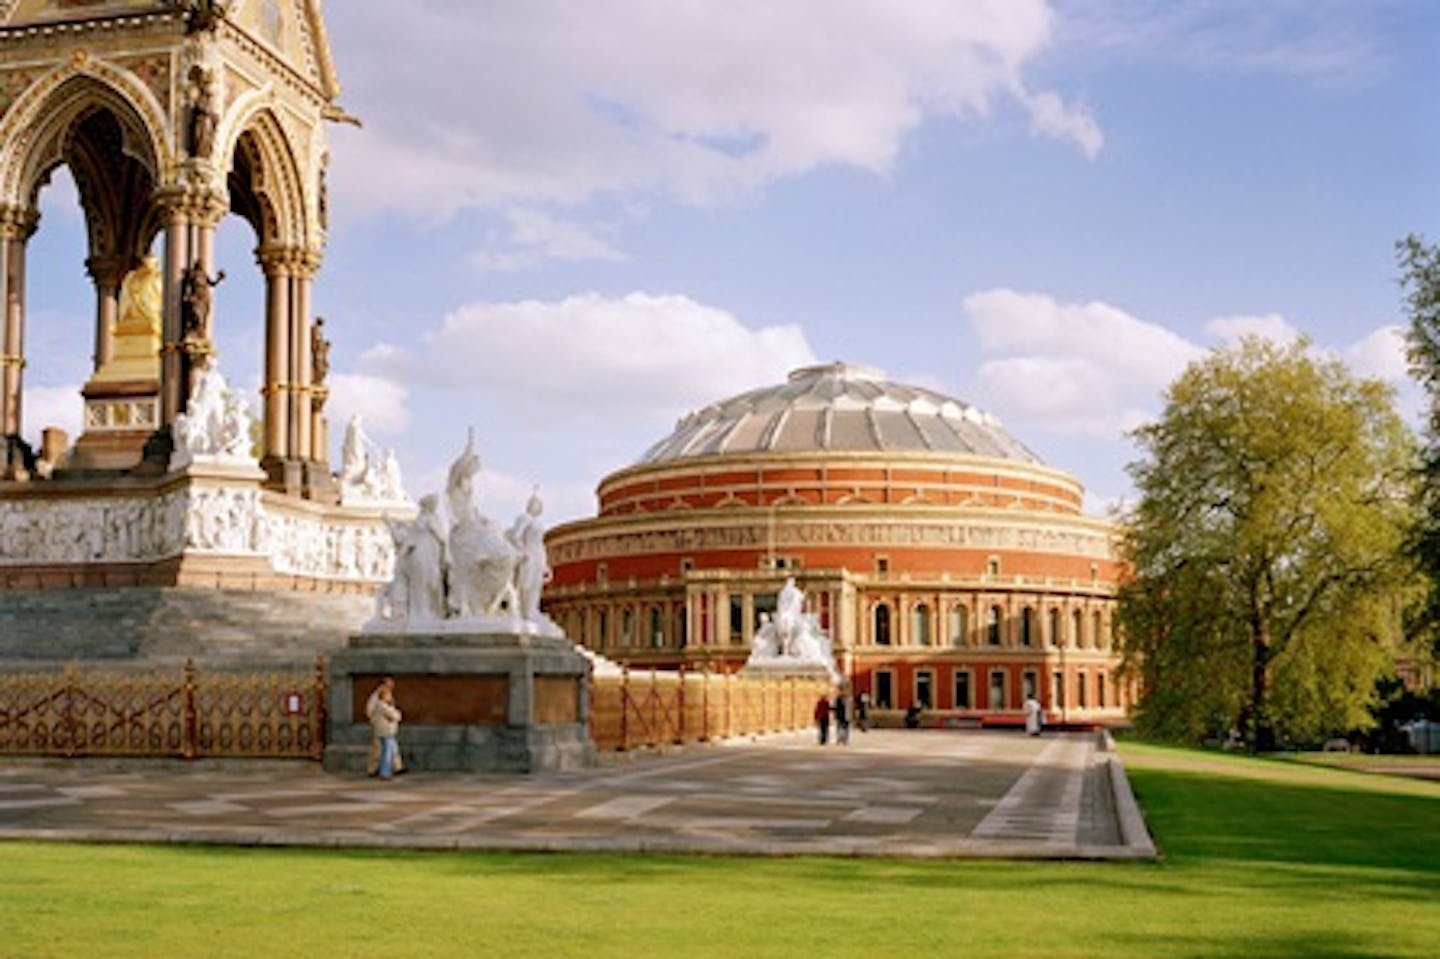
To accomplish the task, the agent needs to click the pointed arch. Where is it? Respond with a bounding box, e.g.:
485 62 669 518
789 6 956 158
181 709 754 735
220 94 312 250
0 61 171 211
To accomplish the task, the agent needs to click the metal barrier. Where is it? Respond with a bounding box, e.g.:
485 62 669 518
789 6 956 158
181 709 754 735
0 659 328 760
1 658 825 760
589 666 830 752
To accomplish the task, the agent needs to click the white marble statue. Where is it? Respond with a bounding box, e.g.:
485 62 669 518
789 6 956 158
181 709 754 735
507 487 551 622
337 415 410 505
340 414 369 486
745 577 840 681
445 429 520 618
171 364 257 468
374 493 447 622
363 432 560 636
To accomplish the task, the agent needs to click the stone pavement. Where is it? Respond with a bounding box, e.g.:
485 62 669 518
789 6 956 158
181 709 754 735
0 729 1156 860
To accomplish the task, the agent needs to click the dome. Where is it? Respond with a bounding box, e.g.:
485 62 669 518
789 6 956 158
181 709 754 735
638 361 1041 465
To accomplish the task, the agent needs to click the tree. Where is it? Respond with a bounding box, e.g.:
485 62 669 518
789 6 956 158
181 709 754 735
1400 233 1440 652
1118 338 1416 750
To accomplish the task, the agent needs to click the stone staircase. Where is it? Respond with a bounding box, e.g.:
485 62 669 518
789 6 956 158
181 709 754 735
0 587 374 667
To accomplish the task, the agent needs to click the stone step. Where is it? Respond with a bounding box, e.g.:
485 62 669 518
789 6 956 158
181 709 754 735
0 586 373 667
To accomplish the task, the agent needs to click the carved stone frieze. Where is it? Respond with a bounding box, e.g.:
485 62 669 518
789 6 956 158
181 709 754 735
549 516 1115 565
0 479 395 582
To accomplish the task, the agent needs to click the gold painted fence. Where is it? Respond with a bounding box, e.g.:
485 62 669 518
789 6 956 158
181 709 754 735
589 667 831 752
0 659 328 760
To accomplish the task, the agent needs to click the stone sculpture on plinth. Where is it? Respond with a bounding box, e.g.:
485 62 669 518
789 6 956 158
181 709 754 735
326 433 591 774
743 577 841 683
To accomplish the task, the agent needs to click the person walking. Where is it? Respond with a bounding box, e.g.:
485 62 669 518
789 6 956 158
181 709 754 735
813 694 832 745
833 692 850 745
855 691 870 732
366 677 404 778
1024 693 1044 737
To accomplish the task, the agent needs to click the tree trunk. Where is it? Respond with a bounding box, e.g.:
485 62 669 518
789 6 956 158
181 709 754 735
1250 618 1275 752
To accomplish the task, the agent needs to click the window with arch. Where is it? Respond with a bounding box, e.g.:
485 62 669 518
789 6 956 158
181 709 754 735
952 669 973 709
1093 610 1105 650
914 669 934 708
598 609 610 647
620 607 635 646
911 603 932 646
988 670 1007 710
986 605 1003 646
1049 608 1061 648
649 606 664 648
874 603 892 646
1020 606 1035 647
1077 670 1089 709
948 604 967 647
1071 609 1083 648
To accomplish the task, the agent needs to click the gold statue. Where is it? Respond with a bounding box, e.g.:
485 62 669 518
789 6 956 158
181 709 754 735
116 254 163 337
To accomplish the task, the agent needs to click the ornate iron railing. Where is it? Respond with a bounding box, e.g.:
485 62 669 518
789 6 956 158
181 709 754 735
0 659 327 760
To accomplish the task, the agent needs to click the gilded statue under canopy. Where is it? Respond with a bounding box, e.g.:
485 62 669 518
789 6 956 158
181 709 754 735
90 254 163 384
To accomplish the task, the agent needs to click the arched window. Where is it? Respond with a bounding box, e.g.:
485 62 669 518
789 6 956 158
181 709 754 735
948 604 967 647
1048 608 1061 648
1020 606 1035 647
621 608 634 646
987 605 1003 646
649 606 664 648
1071 609 1083 648
874 603 892 646
1093 610 1105 650
911 603 932 646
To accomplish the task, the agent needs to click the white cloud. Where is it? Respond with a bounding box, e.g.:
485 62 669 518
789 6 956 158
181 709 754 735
328 1 1099 222
360 292 816 421
965 288 1418 442
327 373 412 436
1344 325 1409 383
470 209 627 272
1017 87 1104 159
964 289 1202 438
21 384 83 443
1206 313 1303 346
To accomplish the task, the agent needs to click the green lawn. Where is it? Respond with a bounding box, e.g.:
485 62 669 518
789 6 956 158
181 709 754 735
1 744 1437 959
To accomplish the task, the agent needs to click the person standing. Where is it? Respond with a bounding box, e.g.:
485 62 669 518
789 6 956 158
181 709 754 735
833 692 850 745
366 677 404 778
1024 693 1044 737
855 691 870 732
813 694 832 745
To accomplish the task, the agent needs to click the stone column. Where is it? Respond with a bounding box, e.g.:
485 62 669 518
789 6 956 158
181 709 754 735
0 207 36 461
259 246 292 465
86 255 125 371
291 261 315 463
159 206 189 425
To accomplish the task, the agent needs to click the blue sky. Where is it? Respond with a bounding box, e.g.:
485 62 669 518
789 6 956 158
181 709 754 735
21 0 1440 525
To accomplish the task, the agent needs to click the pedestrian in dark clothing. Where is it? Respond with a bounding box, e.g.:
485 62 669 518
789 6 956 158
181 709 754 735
814 695 832 745
856 691 870 732
833 694 850 745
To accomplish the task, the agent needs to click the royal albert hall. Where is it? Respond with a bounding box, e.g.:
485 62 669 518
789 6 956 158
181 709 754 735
543 362 1134 726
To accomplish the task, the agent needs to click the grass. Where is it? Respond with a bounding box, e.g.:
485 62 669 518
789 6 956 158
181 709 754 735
1 744 1437 958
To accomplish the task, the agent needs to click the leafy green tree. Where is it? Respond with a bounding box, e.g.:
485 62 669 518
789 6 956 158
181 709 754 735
1118 338 1416 749
1400 233 1440 651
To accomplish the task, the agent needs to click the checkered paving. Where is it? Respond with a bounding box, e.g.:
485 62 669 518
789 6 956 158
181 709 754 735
0 730 1133 858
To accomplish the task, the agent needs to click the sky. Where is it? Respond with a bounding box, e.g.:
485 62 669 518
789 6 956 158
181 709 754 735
20 0 1440 526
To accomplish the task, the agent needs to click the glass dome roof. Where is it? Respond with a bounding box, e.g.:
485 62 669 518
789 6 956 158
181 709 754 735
637 362 1041 465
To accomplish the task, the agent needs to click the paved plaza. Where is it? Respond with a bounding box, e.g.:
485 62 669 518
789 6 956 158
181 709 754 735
0 730 1154 860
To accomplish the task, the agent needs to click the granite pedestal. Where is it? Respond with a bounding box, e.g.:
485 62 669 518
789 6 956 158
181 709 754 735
324 630 595 774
